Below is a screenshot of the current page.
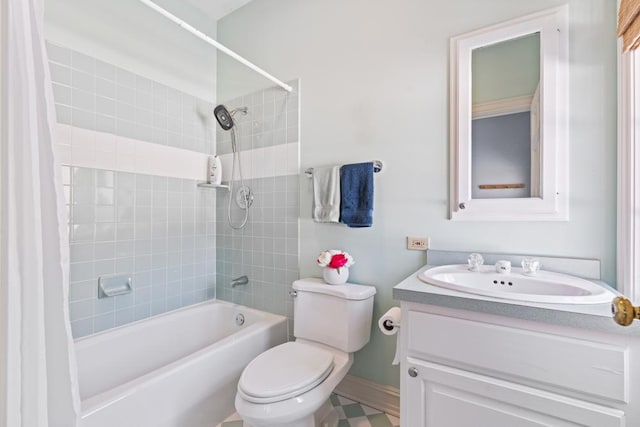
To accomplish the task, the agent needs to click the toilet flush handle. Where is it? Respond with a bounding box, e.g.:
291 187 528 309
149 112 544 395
289 290 297 297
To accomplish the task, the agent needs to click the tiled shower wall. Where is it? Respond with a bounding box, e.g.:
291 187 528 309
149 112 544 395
63 167 215 337
47 42 216 154
48 42 218 337
216 82 300 327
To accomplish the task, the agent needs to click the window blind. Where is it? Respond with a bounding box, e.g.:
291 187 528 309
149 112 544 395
619 0 640 51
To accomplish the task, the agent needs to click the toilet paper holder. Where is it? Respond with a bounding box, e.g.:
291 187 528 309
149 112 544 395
382 319 400 331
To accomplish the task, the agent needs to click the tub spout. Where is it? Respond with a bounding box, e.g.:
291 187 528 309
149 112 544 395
231 275 249 288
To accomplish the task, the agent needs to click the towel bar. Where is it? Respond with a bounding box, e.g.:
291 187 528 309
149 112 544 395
305 160 383 177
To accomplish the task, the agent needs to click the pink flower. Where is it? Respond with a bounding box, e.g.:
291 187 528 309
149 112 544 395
316 250 355 272
328 254 348 269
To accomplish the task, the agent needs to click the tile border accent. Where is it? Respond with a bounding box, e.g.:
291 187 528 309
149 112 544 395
56 123 300 181
219 143 299 182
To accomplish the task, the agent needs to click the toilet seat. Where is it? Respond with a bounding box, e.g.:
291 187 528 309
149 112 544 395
238 342 335 404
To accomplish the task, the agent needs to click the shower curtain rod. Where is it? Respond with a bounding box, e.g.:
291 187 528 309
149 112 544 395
137 0 292 92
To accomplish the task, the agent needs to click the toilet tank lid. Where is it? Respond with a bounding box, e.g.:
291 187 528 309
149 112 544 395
293 278 376 300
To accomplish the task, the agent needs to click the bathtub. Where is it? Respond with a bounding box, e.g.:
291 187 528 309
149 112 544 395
75 300 287 427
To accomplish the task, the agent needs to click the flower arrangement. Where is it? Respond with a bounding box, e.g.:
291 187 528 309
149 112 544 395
316 249 355 274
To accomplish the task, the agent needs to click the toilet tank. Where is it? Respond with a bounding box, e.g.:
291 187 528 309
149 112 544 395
292 278 376 353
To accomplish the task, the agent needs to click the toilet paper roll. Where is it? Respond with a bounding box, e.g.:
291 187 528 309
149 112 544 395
378 307 401 366
378 307 401 336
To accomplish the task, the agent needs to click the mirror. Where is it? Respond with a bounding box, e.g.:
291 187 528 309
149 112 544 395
472 33 540 199
450 6 568 221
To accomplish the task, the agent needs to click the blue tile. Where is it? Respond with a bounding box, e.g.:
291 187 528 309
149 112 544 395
50 63 71 86
96 77 116 99
72 70 94 92
71 108 95 129
95 59 116 80
116 68 136 88
69 280 94 301
114 308 134 326
70 299 93 320
52 83 72 106
47 42 72 65
71 51 93 73
134 286 152 304
71 318 93 338
134 303 151 321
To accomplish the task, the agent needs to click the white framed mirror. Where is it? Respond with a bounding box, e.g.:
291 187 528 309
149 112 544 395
450 6 569 221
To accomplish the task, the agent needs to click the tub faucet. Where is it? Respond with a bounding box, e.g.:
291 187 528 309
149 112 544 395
231 275 249 288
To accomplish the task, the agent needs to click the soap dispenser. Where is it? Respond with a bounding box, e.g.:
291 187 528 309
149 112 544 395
208 155 222 185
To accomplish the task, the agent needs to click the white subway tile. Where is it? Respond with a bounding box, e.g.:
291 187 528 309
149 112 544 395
116 154 136 172
219 154 233 182
271 144 287 177
239 150 254 180
57 144 71 165
63 126 230 180
56 124 73 145
71 145 96 168
116 137 136 156
263 146 276 178
95 132 116 153
286 143 299 176
72 126 96 150
252 147 265 179
93 150 118 170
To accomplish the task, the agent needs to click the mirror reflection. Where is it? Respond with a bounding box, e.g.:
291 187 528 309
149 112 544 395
471 32 540 199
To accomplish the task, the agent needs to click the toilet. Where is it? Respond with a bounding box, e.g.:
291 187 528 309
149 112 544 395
235 278 376 427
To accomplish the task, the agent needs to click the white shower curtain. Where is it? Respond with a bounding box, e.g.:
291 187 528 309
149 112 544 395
1 0 81 425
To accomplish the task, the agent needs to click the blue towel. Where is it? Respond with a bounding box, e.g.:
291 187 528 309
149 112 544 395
340 162 374 227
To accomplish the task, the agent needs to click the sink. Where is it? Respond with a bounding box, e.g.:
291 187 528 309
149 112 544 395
418 264 617 304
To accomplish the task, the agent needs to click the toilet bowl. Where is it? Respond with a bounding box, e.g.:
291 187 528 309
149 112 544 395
235 340 352 427
234 278 376 427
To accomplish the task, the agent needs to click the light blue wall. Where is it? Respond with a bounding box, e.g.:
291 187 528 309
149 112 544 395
218 0 618 388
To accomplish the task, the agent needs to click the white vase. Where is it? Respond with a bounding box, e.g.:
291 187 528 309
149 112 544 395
323 267 349 285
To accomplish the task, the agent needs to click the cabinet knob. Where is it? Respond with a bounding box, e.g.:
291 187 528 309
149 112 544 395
459 202 466 210
408 367 418 378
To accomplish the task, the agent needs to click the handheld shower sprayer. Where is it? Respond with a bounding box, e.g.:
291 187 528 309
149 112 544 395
213 105 248 131
214 105 234 130
213 104 251 229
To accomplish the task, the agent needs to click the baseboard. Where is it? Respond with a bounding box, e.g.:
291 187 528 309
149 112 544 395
334 374 400 418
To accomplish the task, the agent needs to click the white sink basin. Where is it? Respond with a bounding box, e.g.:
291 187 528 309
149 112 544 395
418 264 617 304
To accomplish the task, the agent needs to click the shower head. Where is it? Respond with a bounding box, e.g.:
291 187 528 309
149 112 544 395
213 105 249 131
214 104 234 131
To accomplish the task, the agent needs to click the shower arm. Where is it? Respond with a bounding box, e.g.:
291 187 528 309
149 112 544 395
230 107 248 117
137 0 292 93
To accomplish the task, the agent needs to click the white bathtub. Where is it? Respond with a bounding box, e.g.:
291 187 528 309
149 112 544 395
75 300 288 427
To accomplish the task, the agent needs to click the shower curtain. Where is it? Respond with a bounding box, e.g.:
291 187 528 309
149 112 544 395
1 0 80 425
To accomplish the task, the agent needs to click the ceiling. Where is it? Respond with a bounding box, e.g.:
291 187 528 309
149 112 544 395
182 0 255 21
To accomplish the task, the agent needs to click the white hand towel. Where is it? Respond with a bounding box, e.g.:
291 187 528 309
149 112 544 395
313 166 341 223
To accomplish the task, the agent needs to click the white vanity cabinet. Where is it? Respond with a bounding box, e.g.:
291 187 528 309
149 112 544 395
400 302 639 427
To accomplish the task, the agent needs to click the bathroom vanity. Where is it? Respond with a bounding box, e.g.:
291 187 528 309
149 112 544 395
393 253 640 427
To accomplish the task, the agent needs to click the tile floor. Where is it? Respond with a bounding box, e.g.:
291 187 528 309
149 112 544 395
216 393 401 427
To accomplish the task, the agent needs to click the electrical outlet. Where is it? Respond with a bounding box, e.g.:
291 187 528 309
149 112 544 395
407 236 429 251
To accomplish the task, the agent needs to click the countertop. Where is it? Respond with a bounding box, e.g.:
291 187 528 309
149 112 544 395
393 264 640 337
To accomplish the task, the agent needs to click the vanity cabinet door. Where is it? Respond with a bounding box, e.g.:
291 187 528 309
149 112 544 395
405 357 625 427
406 310 629 403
